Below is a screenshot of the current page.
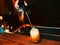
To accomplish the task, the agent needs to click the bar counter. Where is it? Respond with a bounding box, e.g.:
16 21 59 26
0 33 60 45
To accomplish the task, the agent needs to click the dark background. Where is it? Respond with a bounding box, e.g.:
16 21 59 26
28 0 60 27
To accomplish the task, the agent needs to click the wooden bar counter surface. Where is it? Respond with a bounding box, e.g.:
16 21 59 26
0 33 60 45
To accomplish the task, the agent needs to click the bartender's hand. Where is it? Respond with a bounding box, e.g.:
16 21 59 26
24 0 28 6
12 0 28 9
12 0 19 10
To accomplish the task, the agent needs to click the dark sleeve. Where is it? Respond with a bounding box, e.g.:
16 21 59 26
18 0 24 7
